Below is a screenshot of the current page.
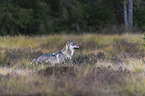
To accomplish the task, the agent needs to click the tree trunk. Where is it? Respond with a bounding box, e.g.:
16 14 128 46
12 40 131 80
128 0 133 28
123 0 128 26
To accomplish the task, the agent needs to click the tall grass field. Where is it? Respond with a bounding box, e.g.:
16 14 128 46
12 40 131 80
0 34 144 96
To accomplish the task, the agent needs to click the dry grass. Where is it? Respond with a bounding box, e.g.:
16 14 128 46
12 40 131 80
0 34 144 96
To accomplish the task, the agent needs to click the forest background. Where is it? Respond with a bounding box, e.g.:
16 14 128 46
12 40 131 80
0 0 145 35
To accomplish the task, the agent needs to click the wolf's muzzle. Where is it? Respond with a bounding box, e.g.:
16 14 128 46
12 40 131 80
74 45 80 49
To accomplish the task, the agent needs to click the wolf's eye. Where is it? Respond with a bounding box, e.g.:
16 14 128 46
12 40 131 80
73 43 76 45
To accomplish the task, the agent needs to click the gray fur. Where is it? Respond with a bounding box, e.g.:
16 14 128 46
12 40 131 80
31 40 79 64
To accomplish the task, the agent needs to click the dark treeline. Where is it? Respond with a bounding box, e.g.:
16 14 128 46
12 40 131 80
0 0 145 35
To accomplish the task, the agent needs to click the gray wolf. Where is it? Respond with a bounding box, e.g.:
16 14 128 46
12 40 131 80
31 40 80 64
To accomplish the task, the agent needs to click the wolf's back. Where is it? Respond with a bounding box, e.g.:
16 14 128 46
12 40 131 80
30 54 50 64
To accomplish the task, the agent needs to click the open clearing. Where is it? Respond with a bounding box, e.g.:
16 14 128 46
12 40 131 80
0 34 144 96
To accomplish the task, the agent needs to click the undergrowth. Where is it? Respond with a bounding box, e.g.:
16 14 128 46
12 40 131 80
0 34 144 96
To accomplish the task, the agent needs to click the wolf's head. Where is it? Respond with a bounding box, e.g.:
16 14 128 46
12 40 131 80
66 39 80 50
61 40 80 59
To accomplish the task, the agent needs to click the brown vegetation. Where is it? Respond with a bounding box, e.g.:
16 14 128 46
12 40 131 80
0 34 144 96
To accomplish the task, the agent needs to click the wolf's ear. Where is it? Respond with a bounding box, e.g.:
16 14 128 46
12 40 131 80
66 40 70 45
69 39 72 42
67 39 72 43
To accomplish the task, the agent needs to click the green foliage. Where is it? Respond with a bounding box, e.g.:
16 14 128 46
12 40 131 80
134 7 145 31
48 0 116 33
85 1 116 30
0 0 51 35
35 2 51 34
0 1 33 35
0 0 117 35
0 0 144 35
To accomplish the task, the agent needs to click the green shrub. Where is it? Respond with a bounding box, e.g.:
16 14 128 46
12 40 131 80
134 6 145 31
0 1 33 35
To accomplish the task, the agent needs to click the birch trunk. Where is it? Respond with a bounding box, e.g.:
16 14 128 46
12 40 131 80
128 0 133 27
123 0 128 26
